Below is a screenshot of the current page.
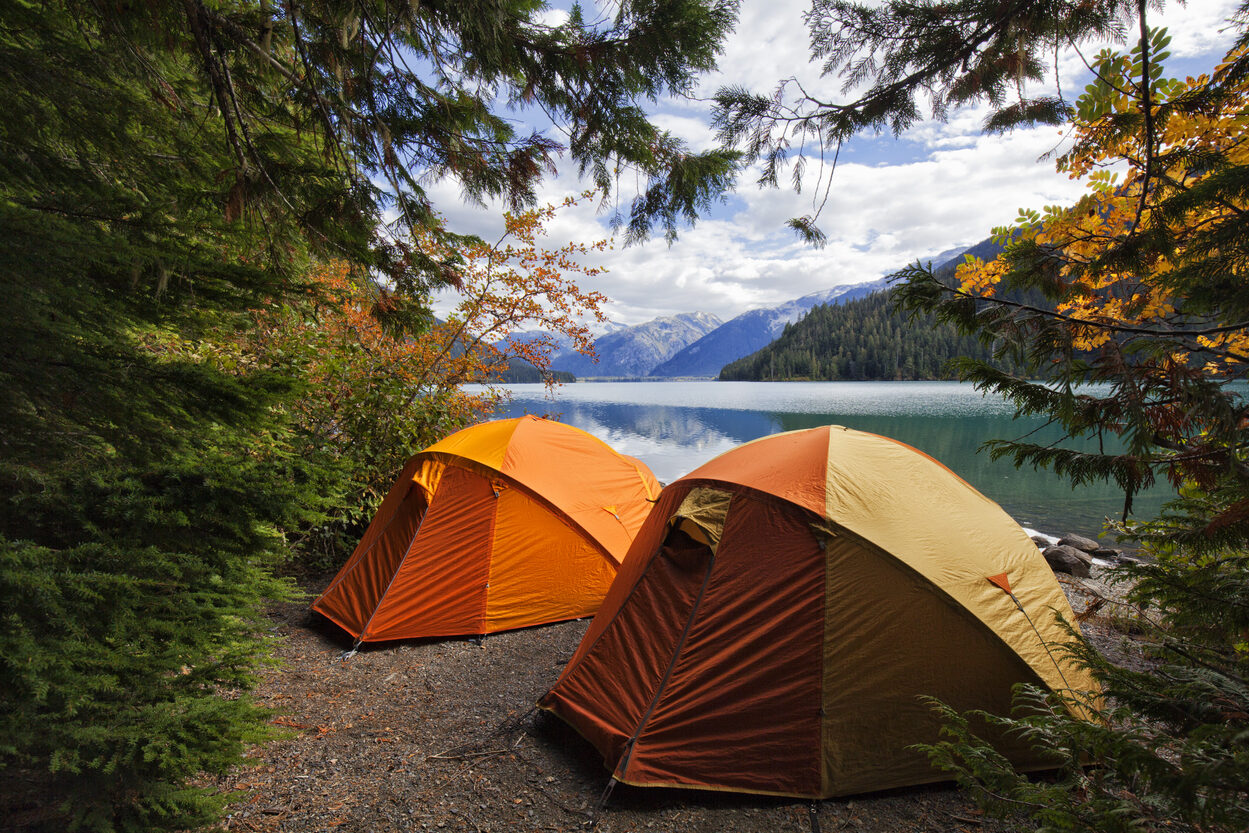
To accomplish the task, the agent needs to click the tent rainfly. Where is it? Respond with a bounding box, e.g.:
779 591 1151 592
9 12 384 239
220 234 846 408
312 416 660 645
539 425 1100 798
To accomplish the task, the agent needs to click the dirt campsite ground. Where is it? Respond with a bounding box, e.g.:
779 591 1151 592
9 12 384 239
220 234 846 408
205 567 1132 833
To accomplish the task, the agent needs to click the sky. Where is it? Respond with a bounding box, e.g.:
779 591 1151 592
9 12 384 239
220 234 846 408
429 0 1244 328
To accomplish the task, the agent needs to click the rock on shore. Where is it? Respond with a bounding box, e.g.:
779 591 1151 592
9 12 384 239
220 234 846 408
1043 544 1093 577
1039 532 1133 577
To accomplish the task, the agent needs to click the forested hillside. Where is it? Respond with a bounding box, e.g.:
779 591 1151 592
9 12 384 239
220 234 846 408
498 358 576 384
650 277 889 376
718 289 1026 380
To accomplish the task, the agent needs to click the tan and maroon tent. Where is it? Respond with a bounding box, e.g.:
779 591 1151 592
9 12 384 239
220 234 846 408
539 425 1098 798
312 416 660 645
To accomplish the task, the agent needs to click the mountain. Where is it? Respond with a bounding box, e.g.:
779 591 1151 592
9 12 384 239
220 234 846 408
718 290 1025 381
504 242 993 381
718 238 1033 382
501 318 627 357
926 244 974 270
551 312 723 377
649 276 891 378
933 237 1003 279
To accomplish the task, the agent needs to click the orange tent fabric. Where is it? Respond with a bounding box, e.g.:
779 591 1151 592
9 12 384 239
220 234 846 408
539 425 1099 798
312 416 660 643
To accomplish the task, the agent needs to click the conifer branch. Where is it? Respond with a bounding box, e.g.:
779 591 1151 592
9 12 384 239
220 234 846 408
184 0 247 169
934 277 1249 344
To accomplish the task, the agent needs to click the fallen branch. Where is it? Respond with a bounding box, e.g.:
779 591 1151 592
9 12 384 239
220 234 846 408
1076 596 1107 622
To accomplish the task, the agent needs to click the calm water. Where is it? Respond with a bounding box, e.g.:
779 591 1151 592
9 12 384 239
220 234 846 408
476 380 1169 540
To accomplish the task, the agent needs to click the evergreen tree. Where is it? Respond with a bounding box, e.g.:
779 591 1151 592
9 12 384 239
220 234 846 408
893 33 1249 831
716 0 1249 828
0 1 738 829
718 289 1029 381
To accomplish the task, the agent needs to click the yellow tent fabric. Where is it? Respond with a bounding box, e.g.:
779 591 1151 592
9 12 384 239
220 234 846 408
541 426 1099 798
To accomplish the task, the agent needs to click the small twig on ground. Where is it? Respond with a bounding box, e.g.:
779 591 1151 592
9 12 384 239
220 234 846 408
1076 596 1107 622
434 761 476 790
530 781 595 819
945 813 983 824
455 811 486 833
428 748 511 761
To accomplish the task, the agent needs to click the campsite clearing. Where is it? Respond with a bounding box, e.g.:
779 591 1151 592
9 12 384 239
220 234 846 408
206 566 1131 833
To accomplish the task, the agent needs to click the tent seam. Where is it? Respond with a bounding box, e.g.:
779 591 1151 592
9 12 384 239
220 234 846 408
545 488 694 693
315 481 427 605
822 520 1055 694
679 461 1069 698
478 479 503 634
425 451 620 568
819 424 834 797
354 493 433 643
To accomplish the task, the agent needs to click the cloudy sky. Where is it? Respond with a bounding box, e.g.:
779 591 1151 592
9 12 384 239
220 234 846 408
430 0 1243 328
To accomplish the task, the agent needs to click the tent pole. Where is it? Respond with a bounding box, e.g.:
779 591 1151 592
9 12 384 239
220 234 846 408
318 482 428 602
615 537 719 779
351 501 431 648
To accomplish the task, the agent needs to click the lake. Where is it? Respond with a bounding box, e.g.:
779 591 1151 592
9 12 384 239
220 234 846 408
476 380 1169 540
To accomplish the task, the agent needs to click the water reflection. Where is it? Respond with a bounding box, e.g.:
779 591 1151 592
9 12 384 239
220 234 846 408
479 381 1166 537
510 399 782 483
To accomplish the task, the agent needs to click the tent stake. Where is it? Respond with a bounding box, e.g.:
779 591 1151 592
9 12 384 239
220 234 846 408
587 777 618 829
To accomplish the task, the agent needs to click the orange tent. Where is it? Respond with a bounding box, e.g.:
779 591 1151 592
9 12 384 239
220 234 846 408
539 425 1098 798
312 416 660 644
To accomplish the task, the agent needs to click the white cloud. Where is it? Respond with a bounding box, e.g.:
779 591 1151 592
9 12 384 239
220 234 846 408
706 0 821 91
651 111 720 151
426 0 1241 329
534 7 570 28
1154 0 1242 57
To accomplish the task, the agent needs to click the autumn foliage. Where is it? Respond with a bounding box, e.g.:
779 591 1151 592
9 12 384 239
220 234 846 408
898 33 1249 542
955 36 1248 367
893 29 1249 833
229 199 609 561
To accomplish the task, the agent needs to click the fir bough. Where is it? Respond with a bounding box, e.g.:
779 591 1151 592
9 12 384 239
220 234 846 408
1 1 740 828
918 548 1249 833
720 0 1249 827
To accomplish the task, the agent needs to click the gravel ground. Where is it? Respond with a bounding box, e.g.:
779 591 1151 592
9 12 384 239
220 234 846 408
204 566 1133 833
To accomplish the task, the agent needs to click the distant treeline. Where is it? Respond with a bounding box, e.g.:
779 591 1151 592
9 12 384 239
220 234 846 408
497 358 576 384
719 289 1029 381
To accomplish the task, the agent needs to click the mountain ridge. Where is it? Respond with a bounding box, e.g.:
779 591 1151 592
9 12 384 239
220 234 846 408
537 242 989 380
649 276 892 378
718 238 1023 382
550 312 723 378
